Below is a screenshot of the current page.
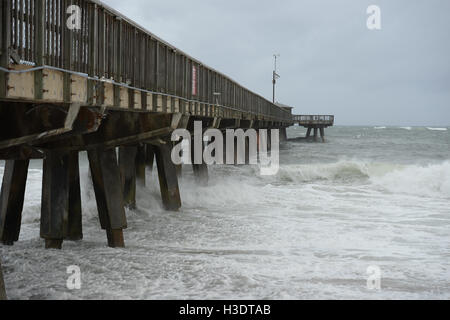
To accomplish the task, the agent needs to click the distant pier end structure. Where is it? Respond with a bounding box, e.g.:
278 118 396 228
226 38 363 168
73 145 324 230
293 115 335 142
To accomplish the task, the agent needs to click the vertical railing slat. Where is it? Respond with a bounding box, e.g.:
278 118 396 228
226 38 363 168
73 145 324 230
34 0 45 99
0 0 12 98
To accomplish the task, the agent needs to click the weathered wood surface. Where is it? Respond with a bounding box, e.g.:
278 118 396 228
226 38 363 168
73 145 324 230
136 144 147 186
40 151 70 249
119 146 137 209
0 159 29 245
1 0 293 124
88 148 127 247
154 143 181 211
0 258 6 300
67 152 83 241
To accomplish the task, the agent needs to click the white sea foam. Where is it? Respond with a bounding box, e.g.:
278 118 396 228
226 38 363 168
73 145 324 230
277 160 402 183
370 161 450 198
374 126 386 129
427 127 448 131
277 160 450 198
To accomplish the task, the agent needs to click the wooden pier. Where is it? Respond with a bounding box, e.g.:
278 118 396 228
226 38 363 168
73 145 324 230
292 115 335 142
0 0 333 298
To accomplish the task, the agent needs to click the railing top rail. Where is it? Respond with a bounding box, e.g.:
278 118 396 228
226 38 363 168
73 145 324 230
293 115 335 118
292 115 335 123
88 0 291 116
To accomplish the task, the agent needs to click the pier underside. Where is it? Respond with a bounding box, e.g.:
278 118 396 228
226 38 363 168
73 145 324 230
0 100 290 251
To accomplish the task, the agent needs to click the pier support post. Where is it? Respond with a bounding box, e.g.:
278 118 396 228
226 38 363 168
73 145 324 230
136 144 146 187
267 130 272 152
67 152 83 241
313 128 319 142
88 149 127 248
119 146 137 209
306 127 312 140
40 152 70 249
320 127 325 143
0 160 29 245
176 164 183 178
192 163 208 184
146 144 155 172
191 139 208 184
0 258 6 300
154 143 181 211
244 138 250 164
280 127 287 142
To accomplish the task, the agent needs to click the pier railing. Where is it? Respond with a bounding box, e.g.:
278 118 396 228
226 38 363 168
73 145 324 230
1 0 292 122
293 115 334 126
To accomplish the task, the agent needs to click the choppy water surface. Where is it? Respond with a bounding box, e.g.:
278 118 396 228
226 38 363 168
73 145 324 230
1 126 449 299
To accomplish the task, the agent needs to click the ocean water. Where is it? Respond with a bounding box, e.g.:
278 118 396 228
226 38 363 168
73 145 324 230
1 125 449 300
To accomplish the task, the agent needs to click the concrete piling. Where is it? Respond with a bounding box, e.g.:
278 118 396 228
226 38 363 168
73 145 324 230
0 159 29 245
306 127 312 139
320 127 325 142
305 126 327 143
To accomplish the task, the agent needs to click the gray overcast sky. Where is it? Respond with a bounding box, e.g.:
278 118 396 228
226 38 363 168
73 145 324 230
102 0 450 126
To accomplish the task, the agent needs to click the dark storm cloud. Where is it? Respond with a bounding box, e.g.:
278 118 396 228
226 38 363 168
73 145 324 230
102 0 450 126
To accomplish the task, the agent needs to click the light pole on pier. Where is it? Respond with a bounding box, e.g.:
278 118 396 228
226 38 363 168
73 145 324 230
272 54 280 104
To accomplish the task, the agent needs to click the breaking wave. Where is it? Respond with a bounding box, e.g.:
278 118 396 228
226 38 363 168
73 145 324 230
277 160 450 198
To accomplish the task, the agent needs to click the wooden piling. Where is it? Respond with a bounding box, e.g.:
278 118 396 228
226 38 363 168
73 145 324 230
154 143 181 211
191 139 208 184
192 163 208 184
176 164 183 178
146 144 155 172
0 160 29 245
119 146 137 209
0 258 6 300
280 127 287 141
0 0 11 99
41 152 70 249
67 152 83 241
88 149 127 248
136 144 146 187
244 138 250 164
